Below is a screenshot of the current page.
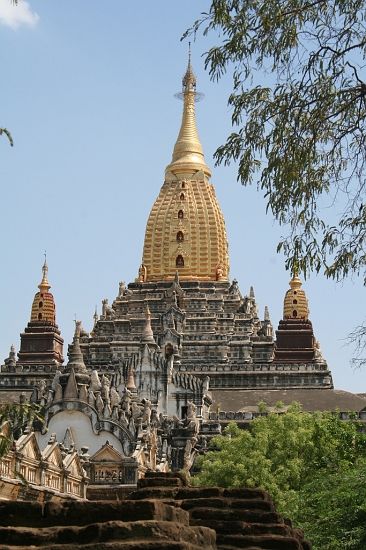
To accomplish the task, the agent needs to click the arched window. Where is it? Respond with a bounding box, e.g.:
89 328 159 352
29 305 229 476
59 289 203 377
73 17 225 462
39 301 43 308
176 231 184 242
178 210 184 219
180 193 185 200
176 255 184 268
292 310 297 317
181 182 186 189
38 313 43 320
293 299 297 304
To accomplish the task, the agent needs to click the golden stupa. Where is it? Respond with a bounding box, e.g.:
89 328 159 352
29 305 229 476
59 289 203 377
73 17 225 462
30 258 56 323
283 273 309 320
141 55 229 282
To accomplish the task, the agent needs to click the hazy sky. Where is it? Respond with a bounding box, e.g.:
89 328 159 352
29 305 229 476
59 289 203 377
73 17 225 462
0 0 364 393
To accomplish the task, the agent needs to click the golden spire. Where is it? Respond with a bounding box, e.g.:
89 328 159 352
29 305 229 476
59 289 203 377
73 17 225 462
283 272 309 320
38 253 51 293
165 45 211 177
30 256 56 323
141 52 229 282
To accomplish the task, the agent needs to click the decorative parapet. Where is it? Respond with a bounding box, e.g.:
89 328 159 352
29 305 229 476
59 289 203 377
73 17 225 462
0 432 88 500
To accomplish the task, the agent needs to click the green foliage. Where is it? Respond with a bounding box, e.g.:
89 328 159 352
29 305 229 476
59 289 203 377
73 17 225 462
193 405 366 548
187 1 366 285
0 402 43 459
257 400 268 413
294 459 366 550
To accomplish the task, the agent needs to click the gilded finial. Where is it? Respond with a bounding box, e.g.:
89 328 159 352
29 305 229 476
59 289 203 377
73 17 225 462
289 272 302 290
38 253 51 292
182 42 196 93
166 48 211 177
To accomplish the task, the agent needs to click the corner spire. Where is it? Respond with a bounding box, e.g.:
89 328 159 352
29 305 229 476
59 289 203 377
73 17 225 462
66 321 87 373
141 303 156 345
264 305 270 321
165 48 211 177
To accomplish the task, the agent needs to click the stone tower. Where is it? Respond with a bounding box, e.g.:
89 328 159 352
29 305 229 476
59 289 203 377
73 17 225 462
273 273 324 365
141 56 229 282
17 259 64 369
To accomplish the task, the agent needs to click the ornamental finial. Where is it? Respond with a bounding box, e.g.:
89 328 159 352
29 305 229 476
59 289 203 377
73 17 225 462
182 42 196 93
38 252 51 292
165 47 211 177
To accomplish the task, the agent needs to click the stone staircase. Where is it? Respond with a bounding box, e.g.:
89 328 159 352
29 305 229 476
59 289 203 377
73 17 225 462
0 473 311 549
129 472 311 550
0 498 215 549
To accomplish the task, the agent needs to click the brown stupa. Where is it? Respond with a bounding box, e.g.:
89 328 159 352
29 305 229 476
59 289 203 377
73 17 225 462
274 273 317 363
17 259 64 368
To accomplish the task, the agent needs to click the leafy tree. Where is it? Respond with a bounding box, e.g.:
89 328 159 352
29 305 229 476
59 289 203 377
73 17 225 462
188 1 366 285
295 459 366 550
348 321 366 369
193 405 366 548
0 401 43 459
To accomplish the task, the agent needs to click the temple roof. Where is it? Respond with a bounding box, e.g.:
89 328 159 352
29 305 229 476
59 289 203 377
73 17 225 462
211 388 366 413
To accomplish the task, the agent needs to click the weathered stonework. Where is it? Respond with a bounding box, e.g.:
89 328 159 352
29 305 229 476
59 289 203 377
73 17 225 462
0 473 311 549
80 278 332 392
0 429 88 501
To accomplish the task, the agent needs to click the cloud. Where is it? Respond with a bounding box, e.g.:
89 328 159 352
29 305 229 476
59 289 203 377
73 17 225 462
0 0 39 30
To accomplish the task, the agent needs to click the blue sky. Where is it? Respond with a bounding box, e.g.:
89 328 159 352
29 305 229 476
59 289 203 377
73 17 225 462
0 0 364 393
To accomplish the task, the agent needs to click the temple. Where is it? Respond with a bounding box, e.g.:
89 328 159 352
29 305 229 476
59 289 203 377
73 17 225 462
1 57 365 497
